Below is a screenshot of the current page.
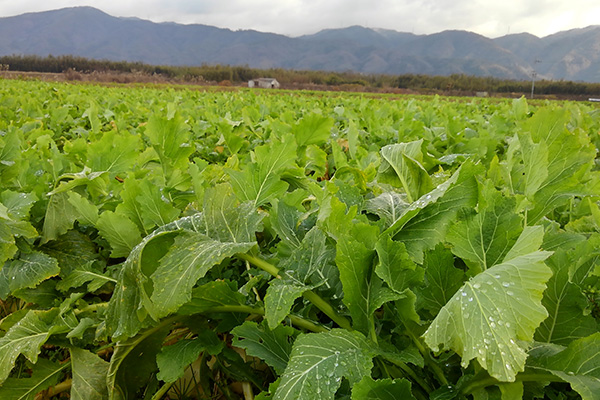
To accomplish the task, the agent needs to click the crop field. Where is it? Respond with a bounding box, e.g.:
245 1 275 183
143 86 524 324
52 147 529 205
0 78 599 399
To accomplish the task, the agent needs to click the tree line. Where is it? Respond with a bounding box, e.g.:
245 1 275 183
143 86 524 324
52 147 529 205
1 54 599 96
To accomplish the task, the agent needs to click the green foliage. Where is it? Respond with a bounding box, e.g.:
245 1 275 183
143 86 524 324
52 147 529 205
0 78 599 399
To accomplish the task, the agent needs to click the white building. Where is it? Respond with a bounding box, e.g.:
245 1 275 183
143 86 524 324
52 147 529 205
248 78 280 89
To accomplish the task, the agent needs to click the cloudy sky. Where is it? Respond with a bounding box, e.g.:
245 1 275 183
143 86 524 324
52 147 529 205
1 0 599 38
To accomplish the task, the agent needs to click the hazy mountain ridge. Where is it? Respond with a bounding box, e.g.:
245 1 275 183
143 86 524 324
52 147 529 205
1 6 599 82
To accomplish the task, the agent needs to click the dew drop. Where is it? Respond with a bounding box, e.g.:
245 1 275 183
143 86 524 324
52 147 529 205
498 320 504 326
494 274 501 279
502 282 511 287
461 360 469 368
490 322 496 328
486 281 493 285
431 346 439 352
489 316 495 321
461 291 467 297
468 297 473 302
505 322 511 328
505 363 512 371
568 371 575 376
473 283 481 289
507 290 514 296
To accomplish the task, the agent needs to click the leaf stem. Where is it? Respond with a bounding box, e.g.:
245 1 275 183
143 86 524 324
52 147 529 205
74 301 109 315
460 372 565 395
237 253 280 278
151 381 175 400
404 324 449 386
383 359 432 395
203 305 328 333
237 252 353 330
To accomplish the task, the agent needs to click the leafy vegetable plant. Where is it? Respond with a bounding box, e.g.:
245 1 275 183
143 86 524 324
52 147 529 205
0 79 599 399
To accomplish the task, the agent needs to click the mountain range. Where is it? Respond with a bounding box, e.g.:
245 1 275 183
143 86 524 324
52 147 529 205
1 7 599 82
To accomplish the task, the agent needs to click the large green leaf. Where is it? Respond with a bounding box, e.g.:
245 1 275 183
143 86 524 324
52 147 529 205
374 235 423 293
106 185 262 339
535 250 598 345
0 309 70 384
265 227 336 328
423 251 552 382
378 140 433 202
150 231 255 317
70 348 109 400
351 376 416 400
419 245 465 316
40 191 78 244
0 252 60 299
364 192 409 231
156 330 223 383
41 230 99 277
107 323 171 400
0 359 67 400
135 179 180 228
144 112 193 167
388 161 481 262
516 109 597 223
0 194 38 265
96 210 142 258
527 333 600 400
292 113 333 147
274 329 375 400
178 280 246 315
447 191 523 272
232 321 298 375
227 134 297 207
87 130 141 174
264 279 311 329
336 224 382 335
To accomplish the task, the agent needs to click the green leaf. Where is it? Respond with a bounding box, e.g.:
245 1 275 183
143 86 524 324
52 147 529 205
274 329 375 400
419 245 465 316
107 187 262 339
136 179 180 228
336 225 380 335
150 231 256 317
56 261 116 292
96 210 142 258
157 331 224 383
293 113 333 147
535 250 598 345
389 161 481 262
144 113 193 166
423 251 553 382
41 191 78 244
232 321 298 375
0 309 69 384
351 376 416 400
87 130 141 174
375 235 423 293
227 135 297 207
528 333 600 400
41 230 99 277
67 192 99 225
447 192 523 272
1 190 37 220
518 109 597 223
265 279 310 329
70 348 109 400
0 359 67 400
178 280 246 315
0 252 60 299
364 192 409 231
378 140 433 202
107 323 171 400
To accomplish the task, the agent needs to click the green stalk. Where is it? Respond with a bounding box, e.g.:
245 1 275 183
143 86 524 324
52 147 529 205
204 304 328 333
460 372 565 395
380 355 433 394
404 324 448 386
237 252 353 330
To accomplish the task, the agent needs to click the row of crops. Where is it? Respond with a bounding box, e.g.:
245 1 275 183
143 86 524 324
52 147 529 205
0 79 599 399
